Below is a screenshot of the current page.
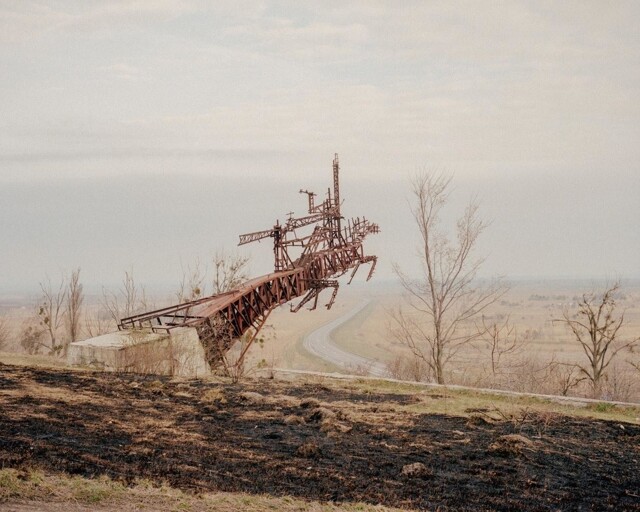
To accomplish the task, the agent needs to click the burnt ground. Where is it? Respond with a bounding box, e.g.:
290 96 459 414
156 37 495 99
0 363 639 511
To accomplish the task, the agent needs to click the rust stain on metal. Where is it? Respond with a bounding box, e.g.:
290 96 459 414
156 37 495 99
119 154 379 370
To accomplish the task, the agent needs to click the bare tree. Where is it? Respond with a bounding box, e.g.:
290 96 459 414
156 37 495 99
64 268 83 355
477 315 529 378
19 318 45 355
386 354 430 382
547 360 586 396
176 251 249 301
0 313 11 351
176 259 206 303
391 172 507 384
557 282 638 398
212 250 250 294
38 275 67 355
102 270 148 327
84 310 111 338
208 251 253 380
602 361 636 402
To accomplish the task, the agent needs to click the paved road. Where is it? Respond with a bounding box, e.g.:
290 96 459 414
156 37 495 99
302 300 388 377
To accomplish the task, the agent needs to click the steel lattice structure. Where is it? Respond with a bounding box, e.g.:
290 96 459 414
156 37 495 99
119 154 379 370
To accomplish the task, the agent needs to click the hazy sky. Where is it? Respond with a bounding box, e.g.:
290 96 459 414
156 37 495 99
1 1 639 294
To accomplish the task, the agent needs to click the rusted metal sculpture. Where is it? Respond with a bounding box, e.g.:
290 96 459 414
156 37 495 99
119 154 379 370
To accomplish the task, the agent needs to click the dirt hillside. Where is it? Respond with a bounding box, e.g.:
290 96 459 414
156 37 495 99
1 363 639 511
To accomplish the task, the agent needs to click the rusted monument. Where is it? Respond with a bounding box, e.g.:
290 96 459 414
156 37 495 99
117 154 379 371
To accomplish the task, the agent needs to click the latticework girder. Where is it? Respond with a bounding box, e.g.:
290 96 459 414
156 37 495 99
119 154 378 371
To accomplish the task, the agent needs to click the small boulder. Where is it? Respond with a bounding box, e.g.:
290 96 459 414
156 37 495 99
239 391 266 404
401 462 431 478
299 397 321 409
306 407 336 423
466 414 494 427
201 388 226 404
143 379 164 390
489 434 534 455
296 442 321 459
268 394 301 407
284 414 306 425
320 420 352 435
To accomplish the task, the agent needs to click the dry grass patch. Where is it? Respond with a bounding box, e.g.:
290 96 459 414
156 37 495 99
0 352 70 369
0 469 403 511
200 387 227 403
267 394 301 407
489 434 535 456
239 391 267 404
343 378 640 425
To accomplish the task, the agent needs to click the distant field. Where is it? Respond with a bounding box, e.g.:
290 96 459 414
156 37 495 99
2 280 639 400
243 291 365 374
329 281 640 400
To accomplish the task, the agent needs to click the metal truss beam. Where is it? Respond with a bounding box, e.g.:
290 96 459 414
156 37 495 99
119 154 378 371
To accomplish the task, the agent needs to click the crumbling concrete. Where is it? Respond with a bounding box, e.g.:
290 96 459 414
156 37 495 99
68 327 209 377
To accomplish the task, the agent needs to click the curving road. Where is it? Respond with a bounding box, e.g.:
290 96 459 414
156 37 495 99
302 300 388 377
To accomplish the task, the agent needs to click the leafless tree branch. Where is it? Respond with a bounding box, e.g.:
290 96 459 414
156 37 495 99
101 270 148 327
38 274 67 356
0 313 11 351
64 268 83 355
391 171 507 384
555 282 638 398
212 250 250 295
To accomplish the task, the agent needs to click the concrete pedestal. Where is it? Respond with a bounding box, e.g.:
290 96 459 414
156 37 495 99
68 327 210 377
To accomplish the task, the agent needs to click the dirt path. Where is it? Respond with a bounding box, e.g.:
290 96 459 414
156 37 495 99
302 300 388 377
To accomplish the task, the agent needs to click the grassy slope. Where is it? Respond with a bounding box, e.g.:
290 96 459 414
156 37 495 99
1 357 639 510
0 469 401 512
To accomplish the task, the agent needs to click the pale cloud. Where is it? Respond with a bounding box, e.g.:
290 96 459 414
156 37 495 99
97 62 144 82
0 1 72 43
0 0 195 42
58 0 197 36
223 18 369 60
1 1 639 287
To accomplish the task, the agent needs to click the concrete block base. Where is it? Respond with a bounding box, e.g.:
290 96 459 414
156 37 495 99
67 327 210 377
